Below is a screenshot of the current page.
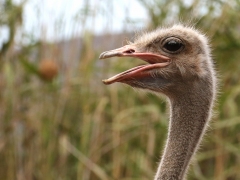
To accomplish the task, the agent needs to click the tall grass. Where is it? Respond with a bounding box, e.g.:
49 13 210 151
0 0 240 180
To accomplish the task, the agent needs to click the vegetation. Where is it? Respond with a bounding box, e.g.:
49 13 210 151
0 0 240 179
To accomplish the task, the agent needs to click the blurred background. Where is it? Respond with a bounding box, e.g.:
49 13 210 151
0 0 240 179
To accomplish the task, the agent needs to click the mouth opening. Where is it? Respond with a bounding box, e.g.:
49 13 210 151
102 57 171 85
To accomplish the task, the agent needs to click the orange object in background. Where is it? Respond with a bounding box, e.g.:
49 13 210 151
39 59 58 81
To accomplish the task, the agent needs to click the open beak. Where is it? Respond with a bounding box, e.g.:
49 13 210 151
99 44 171 85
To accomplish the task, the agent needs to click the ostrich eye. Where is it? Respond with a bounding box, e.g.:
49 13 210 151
163 38 184 53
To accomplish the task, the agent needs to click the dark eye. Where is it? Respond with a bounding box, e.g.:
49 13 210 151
163 38 184 53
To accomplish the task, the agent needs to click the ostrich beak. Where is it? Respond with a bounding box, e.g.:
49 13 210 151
99 45 171 85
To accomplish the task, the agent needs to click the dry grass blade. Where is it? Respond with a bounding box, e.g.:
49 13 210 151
60 139 112 180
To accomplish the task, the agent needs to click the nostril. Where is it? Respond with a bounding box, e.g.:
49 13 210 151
124 49 135 54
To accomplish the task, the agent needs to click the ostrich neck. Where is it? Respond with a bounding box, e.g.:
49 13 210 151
155 84 214 180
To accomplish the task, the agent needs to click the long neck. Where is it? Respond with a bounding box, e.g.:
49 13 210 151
155 82 214 180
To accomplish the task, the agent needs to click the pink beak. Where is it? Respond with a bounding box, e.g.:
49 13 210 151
99 44 171 85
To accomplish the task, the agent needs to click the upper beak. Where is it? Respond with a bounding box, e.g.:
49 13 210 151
99 45 135 59
99 45 170 64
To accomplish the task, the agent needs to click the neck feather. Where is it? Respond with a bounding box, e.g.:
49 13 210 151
155 79 214 180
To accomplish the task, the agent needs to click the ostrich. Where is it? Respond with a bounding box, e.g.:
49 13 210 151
99 24 216 180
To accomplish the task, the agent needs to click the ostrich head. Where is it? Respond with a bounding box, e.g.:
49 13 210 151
100 25 215 98
99 24 216 180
